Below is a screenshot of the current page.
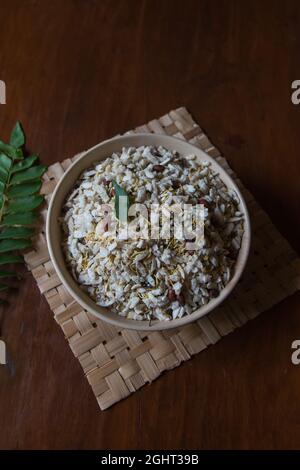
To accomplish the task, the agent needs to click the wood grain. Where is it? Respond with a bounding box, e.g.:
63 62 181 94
0 0 300 450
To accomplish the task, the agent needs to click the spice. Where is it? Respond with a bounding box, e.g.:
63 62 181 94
198 198 209 208
168 289 177 302
153 164 165 172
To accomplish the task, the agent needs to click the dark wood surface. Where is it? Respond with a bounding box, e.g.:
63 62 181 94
0 0 300 450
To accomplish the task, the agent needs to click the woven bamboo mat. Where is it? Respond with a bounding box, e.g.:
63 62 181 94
24 107 300 410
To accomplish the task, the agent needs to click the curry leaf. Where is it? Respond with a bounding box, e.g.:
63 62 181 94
0 254 23 265
0 153 12 172
0 141 22 159
10 164 47 185
0 270 18 278
0 239 32 253
0 284 10 292
112 180 129 222
11 155 38 174
0 227 35 239
6 195 44 214
7 181 42 198
2 212 38 226
0 168 7 183
0 153 12 185
10 122 25 148
0 123 45 317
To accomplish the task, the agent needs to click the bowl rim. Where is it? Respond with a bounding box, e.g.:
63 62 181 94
46 133 251 331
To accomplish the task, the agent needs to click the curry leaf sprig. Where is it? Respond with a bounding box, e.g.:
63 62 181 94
0 122 47 290
112 180 129 222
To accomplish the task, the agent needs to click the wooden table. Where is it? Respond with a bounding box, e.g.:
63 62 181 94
1 0 300 450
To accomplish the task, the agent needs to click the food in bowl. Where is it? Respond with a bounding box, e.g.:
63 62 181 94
61 145 244 322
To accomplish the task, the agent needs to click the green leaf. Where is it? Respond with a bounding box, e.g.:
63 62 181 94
11 155 38 174
0 141 23 159
6 195 44 214
2 212 38 226
0 284 10 292
10 164 47 185
0 123 45 295
7 181 42 198
0 239 32 253
0 168 7 184
112 180 129 222
0 153 12 172
10 122 25 148
0 254 23 265
0 227 35 239
0 153 12 186
0 270 18 278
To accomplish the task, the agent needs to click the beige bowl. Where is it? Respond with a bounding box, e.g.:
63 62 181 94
46 134 251 331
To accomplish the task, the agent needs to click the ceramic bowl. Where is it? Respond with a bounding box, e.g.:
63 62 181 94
46 133 251 331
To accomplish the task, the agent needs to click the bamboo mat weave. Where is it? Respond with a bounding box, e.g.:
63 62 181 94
24 107 300 410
